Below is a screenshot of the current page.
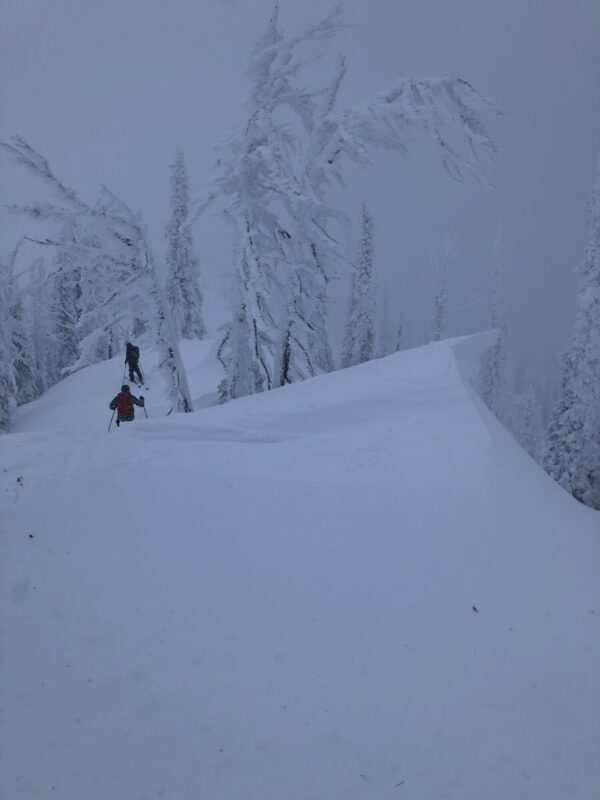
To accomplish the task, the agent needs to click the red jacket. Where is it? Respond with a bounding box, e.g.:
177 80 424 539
109 391 144 421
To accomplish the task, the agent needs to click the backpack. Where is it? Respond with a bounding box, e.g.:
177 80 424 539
117 391 134 415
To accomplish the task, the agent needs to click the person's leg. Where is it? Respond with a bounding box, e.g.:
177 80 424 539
134 363 143 384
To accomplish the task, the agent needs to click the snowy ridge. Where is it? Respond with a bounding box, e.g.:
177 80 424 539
1 335 599 800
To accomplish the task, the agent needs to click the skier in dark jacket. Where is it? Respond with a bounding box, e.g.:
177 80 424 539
125 341 143 385
109 385 145 426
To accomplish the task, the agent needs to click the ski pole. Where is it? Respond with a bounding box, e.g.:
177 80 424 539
108 409 116 433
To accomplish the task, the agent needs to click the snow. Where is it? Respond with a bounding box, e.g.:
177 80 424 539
1 334 599 799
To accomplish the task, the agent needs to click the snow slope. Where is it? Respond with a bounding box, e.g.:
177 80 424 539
11 339 223 433
1 335 599 800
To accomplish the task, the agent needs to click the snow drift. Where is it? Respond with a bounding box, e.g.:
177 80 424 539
1 334 599 800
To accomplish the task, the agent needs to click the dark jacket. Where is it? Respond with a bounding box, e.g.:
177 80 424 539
109 390 144 422
125 343 140 365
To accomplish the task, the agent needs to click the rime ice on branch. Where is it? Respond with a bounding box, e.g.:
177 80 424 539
209 6 498 400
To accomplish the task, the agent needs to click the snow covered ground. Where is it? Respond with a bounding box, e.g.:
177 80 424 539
1 335 599 800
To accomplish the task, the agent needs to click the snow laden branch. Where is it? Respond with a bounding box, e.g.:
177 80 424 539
210 8 499 402
1 136 193 415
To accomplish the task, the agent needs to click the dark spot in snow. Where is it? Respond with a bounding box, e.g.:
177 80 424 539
395 781 406 787
28 534 34 539
472 606 479 613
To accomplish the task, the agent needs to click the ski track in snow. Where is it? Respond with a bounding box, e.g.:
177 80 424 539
1 334 599 800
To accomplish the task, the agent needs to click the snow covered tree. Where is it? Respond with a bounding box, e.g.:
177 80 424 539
341 204 376 368
394 310 405 352
376 282 401 358
481 222 510 417
217 300 263 402
429 233 458 342
377 284 390 358
29 260 62 394
165 148 206 340
8 286 36 404
543 155 600 508
211 4 307 400
0 262 17 431
208 7 497 401
51 226 82 376
2 136 193 414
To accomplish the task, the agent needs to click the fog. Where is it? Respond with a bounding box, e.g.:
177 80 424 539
2 0 599 396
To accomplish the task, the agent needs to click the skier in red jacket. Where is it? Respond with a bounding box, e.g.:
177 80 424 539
109 385 145 426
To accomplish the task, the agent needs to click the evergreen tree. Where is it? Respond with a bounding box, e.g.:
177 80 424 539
213 4 302 400
543 155 600 508
481 222 510 418
394 310 404 352
165 148 206 340
376 282 397 358
28 260 60 394
51 233 82 376
341 204 376 368
429 234 458 342
8 283 37 405
0 263 17 431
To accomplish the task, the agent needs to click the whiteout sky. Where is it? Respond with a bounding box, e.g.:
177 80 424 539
1 0 599 384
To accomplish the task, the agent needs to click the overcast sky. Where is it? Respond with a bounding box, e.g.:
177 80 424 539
1 0 599 383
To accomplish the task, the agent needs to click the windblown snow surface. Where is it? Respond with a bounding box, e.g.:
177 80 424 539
1 334 599 800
